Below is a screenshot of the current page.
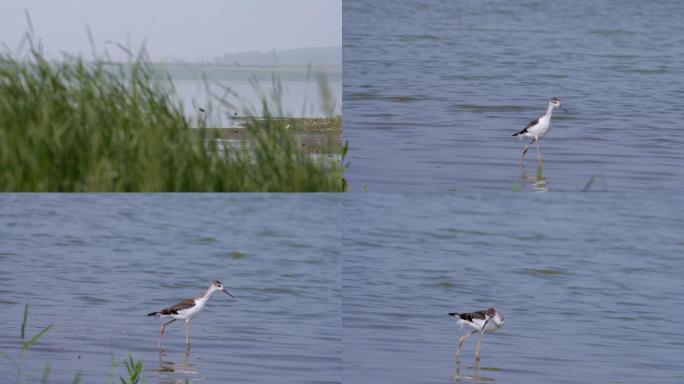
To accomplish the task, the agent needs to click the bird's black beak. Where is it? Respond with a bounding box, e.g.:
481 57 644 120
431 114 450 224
223 288 234 298
561 107 569 113
481 318 490 334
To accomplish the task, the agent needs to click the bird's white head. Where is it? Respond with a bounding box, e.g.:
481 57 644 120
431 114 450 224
492 309 504 326
209 280 234 298
550 97 561 108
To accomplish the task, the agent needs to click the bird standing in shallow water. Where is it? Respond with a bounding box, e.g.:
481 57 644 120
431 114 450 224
148 281 234 349
513 97 565 167
449 308 504 364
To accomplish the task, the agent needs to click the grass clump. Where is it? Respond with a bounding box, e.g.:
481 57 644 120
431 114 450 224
1 304 145 383
0 31 345 191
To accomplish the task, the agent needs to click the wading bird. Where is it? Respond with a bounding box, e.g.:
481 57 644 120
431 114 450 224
449 308 504 363
513 97 566 167
148 281 234 349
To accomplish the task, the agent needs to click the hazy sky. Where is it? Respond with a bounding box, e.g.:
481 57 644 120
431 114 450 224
0 0 341 61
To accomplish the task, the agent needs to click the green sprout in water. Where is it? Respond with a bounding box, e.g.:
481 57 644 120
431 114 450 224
1 304 145 384
582 176 596 192
1 304 56 383
120 355 143 384
536 163 543 180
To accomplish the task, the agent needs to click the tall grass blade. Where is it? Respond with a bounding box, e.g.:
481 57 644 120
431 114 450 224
119 355 143 384
21 304 28 339
41 362 52 384
21 324 52 351
0 32 344 192
72 370 82 384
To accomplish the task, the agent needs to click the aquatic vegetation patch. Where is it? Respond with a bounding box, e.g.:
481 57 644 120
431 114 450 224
389 95 421 102
525 268 564 276
228 251 246 259
0 30 345 192
1 304 144 383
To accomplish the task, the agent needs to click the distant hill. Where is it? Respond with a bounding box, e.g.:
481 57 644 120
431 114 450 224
214 47 341 66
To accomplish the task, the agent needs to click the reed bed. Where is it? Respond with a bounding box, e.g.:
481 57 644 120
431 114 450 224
0 34 345 192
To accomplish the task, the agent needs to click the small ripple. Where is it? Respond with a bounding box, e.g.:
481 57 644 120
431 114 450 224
257 228 281 238
626 67 670 75
191 236 218 244
523 268 565 277
227 251 247 259
397 34 441 42
454 104 536 113
589 29 638 36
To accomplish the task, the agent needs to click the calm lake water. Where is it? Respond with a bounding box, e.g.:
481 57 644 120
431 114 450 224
166 64 341 125
0 195 341 384
343 194 684 383
343 0 684 191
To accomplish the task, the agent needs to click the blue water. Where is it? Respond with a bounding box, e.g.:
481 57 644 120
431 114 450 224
2 194 683 383
0 195 341 384
343 194 684 383
343 0 684 191
170 64 342 126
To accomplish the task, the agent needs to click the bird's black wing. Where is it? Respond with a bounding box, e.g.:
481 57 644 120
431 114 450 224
159 298 195 315
460 310 487 322
449 308 493 322
513 118 539 136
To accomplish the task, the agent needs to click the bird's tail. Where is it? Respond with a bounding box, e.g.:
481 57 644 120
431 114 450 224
147 311 159 317
448 312 467 328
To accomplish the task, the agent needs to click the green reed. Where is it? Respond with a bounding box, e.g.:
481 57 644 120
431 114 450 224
1 304 145 384
0 31 344 192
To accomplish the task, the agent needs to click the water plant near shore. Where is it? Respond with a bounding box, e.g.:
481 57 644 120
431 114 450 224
0 28 345 192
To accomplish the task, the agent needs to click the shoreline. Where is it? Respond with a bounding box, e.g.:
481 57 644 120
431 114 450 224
197 117 342 153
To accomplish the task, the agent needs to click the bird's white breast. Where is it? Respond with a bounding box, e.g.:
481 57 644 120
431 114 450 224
482 318 502 334
175 298 207 320
458 316 503 334
528 116 551 138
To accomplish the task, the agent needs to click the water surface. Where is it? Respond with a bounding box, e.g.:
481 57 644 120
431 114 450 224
167 64 341 125
0 195 341 384
343 194 684 383
343 0 684 191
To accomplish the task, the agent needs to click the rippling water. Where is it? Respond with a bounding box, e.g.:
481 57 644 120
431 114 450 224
0 195 341 384
343 0 684 191
168 65 342 125
2 194 682 383
343 194 684 383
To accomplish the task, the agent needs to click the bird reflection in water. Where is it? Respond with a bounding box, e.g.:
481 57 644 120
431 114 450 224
454 361 498 383
519 164 550 192
156 347 200 384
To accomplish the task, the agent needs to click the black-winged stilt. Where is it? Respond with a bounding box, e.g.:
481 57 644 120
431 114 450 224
513 97 566 167
148 281 234 349
449 308 504 363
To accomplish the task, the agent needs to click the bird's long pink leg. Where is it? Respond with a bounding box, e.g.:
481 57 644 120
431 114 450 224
535 138 543 168
456 330 478 364
520 139 535 165
185 320 190 350
475 332 485 362
159 319 176 347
